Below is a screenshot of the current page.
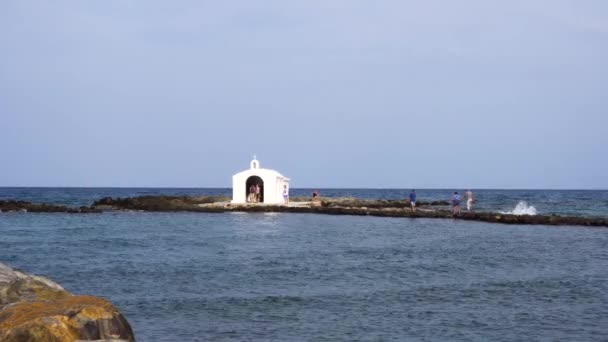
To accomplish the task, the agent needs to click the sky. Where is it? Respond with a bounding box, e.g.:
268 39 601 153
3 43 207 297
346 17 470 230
0 0 607 189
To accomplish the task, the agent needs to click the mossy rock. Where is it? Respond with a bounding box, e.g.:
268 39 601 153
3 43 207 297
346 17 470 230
0 296 134 341
0 263 135 342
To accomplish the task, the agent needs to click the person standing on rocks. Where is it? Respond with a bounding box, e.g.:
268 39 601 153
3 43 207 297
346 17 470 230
466 190 475 212
283 185 289 205
409 190 417 212
452 192 462 216
248 184 255 203
254 184 261 203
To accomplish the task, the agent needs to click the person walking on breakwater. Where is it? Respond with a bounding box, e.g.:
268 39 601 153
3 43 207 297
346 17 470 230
311 190 321 207
466 189 475 212
283 185 289 205
409 190 417 212
452 192 462 216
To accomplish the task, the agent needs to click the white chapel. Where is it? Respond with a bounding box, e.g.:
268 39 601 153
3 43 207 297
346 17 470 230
232 157 290 204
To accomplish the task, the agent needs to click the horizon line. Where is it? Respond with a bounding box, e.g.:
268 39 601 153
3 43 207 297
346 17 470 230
0 186 606 191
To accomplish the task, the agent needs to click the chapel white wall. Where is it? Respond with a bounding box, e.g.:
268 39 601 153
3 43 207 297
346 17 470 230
231 159 290 205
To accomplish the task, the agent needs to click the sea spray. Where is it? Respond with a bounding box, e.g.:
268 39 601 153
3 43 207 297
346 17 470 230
502 201 537 216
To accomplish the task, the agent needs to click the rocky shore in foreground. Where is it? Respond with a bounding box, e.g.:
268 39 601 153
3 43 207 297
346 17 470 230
0 263 134 341
1 195 606 228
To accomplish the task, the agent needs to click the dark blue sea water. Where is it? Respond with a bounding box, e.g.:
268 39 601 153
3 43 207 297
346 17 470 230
1 188 608 341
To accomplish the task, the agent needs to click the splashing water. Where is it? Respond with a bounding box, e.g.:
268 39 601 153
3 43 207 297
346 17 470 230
503 201 538 216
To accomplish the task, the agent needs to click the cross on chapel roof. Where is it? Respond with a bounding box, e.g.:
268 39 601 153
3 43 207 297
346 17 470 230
250 156 260 169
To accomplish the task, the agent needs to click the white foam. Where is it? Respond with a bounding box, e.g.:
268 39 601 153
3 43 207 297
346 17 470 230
502 201 537 216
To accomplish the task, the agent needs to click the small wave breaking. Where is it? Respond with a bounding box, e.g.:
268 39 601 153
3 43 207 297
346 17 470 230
502 201 537 216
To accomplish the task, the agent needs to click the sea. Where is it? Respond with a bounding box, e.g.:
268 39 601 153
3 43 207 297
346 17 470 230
1 188 607 341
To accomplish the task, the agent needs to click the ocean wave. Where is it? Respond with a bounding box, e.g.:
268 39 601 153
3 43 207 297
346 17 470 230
502 201 537 216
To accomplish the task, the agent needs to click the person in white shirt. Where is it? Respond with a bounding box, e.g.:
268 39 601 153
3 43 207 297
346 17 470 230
466 190 475 212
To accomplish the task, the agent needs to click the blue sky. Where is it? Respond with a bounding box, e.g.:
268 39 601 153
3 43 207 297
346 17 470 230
1 1 607 188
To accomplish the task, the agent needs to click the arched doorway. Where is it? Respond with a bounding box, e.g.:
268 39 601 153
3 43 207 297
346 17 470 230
246 176 264 203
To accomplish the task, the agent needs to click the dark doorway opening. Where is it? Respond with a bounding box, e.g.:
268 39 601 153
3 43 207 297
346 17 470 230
246 176 264 203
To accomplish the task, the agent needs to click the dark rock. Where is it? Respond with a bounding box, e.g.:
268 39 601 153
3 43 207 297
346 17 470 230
92 195 230 211
3 195 607 228
79 206 102 213
320 197 449 209
0 200 99 214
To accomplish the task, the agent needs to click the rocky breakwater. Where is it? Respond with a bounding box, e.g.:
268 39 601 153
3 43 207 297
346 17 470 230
0 200 100 213
93 196 447 211
92 195 608 228
0 263 135 341
93 195 231 212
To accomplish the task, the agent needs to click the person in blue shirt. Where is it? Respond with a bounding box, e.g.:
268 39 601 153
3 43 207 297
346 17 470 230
409 190 417 212
452 191 462 215
283 185 289 205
